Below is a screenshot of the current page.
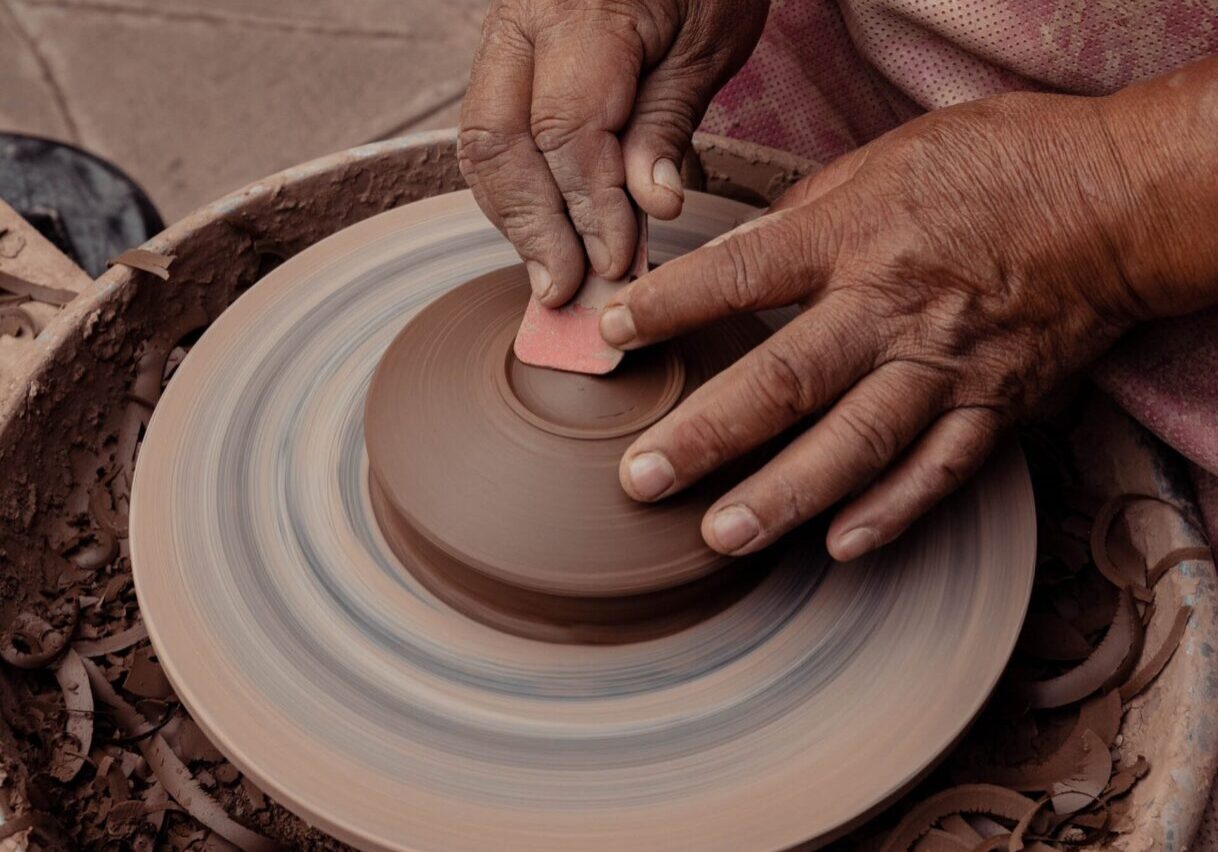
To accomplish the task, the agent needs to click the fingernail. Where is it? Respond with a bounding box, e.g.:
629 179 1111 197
834 527 879 562
525 261 555 301
600 305 637 347
626 452 675 500
584 235 611 275
652 158 683 197
711 505 761 553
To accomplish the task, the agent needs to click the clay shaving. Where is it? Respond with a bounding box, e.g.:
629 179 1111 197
1007 795 1051 849
82 657 279 852
879 785 1039 851
108 248 176 281
89 478 129 537
1018 589 1142 709
1091 494 1202 592
1149 546 1212 587
1048 729 1110 814
965 691 1122 791
878 481 1205 851
67 528 119 572
1 601 78 669
914 829 973 850
1119 604 1193 702
940 814 981 843
0 305 38 338
1100 757 1149 803
50 649 94 782
73 621 149 657
0 269 77 305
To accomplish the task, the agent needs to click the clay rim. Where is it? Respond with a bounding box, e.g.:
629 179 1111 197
362 264 768 599
494 325 687 441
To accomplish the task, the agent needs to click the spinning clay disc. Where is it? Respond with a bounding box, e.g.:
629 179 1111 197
365 263 773 642
130 190 1037 851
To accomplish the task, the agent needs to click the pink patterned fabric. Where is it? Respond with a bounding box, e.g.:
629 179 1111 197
701 0 1218 545
703 0 1218 163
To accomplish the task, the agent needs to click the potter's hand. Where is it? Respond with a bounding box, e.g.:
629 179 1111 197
458 0 768 306
602 62 1218 562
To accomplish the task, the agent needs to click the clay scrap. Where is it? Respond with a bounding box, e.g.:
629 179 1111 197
875 489 1209 851
0 270 76 306
107 249 176 281
0 319 339 849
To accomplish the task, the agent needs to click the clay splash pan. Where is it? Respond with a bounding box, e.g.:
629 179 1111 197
130 189 1037 851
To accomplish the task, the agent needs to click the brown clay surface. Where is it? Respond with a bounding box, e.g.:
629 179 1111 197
365 265 772 642
365 263 773 641
129 189 1038 851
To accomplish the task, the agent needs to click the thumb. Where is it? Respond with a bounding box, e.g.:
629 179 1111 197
621 7 767 220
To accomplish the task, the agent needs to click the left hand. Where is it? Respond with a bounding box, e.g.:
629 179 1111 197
598 91 1176 562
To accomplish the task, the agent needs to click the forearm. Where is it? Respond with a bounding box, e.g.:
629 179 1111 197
1098 54 1218 319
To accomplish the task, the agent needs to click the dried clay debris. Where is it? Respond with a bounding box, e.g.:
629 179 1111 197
870 489 1209 852
0 290 1210 849
0 328 344 850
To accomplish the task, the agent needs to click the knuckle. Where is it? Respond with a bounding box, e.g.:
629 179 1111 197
531 112 583 155
834 402 901 469
457 125 518 171
925 454 970 494
508 210 574 260
481 2 533 48
631 89 700 136
670 408 738 470
714 236 766 311
747 343 819 420
923 408 998 492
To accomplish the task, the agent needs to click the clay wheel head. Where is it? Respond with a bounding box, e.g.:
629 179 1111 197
130 190 1037 852
364 265 771 641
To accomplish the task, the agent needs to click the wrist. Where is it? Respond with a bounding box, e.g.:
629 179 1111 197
1093 57 1218 321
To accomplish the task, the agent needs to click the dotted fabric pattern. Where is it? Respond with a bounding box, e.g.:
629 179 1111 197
702 0 1218 163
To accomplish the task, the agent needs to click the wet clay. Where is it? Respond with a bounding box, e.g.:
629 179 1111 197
365 265 771 641
129 190 1038 852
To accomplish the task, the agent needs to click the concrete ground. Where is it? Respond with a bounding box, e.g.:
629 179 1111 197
0 0 483 222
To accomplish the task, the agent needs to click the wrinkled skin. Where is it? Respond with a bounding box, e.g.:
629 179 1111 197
603 94 1148 560
461 4 1218 564
458 0 768 303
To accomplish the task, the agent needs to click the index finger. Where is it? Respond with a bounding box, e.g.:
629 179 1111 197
599 205 839 349
458 6 586 305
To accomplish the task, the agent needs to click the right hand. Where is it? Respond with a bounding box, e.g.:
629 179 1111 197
458 0 769 306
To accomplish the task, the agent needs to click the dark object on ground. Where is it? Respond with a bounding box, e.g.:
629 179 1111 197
0 133 162 278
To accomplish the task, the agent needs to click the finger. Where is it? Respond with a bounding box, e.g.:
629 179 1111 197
698 362 947 556
619 294 872 501
600 204 837 349
530 17 644 281
458 9 586 306
621 6 768 220
824 407 1002 561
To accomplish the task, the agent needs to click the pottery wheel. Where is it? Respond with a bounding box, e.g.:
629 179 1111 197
131 190 1037 851
365 261 774 643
